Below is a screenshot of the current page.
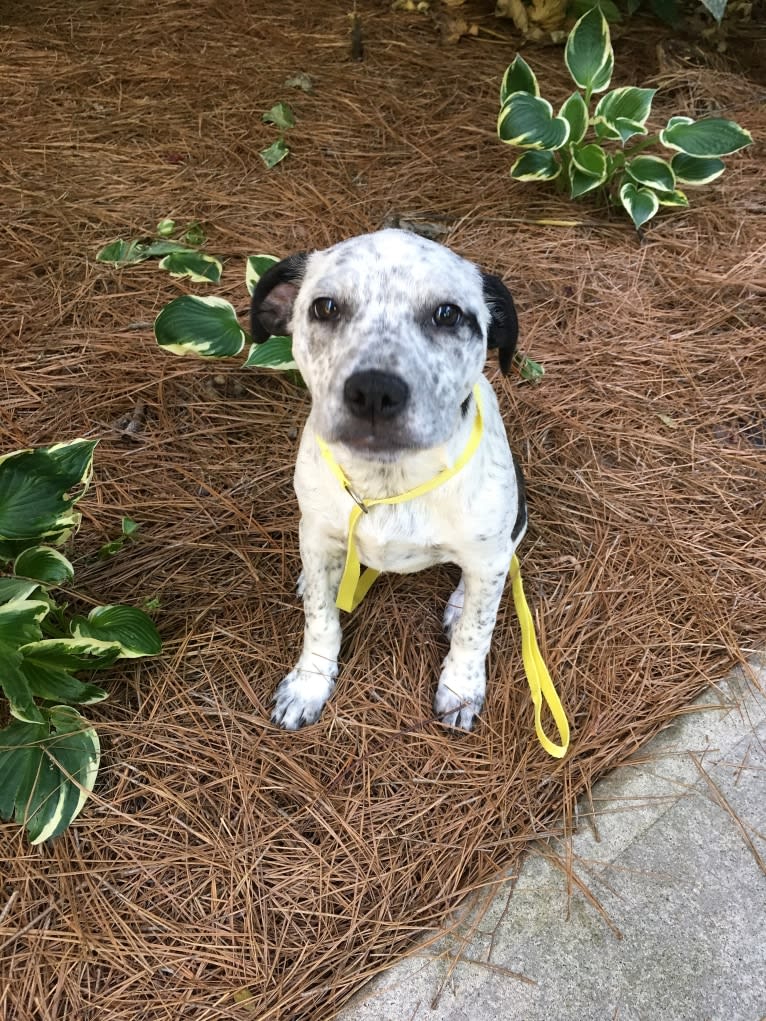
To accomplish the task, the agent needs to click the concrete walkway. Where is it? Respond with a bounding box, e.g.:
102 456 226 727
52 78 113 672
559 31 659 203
340 657 766 1021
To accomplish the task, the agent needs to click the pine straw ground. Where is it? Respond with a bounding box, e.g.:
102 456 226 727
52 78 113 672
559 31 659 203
1 1 765 1018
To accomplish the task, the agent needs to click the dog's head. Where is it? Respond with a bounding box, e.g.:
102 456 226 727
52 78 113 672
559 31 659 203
251 229 518 458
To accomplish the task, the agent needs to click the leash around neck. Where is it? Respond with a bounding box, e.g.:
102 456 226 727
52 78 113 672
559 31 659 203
315 382 570 759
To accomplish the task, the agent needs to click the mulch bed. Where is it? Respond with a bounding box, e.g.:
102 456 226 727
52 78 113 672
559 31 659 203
1 1 764 1018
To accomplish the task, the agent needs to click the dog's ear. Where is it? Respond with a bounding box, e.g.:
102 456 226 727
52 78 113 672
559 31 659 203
250 253 308 343
482 273 518 375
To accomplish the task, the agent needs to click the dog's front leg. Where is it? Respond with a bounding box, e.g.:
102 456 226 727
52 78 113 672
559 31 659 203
435 557 509 731
271 520 344 730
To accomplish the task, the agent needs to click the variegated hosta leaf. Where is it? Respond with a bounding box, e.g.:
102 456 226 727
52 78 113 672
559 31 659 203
0 439 97 560
558 93 589 146
564 8 614 94
243 336 299 371
670 153 725 186
13 546 74 586
0 706 100 844
156 218 176 237
96 238 195 266
569 143 608 198
594 86 656 143
0 578 41 604
154 295 247 358
498 93 570 151
657 189 689 208
245 254 280 296
619 182 660 229
625 154 675 194
158 251 223 284
510 150 561 182
18 637 116 705
262 102 296 130
0 598 49 723
499 55 539 106
260 139 289 169
659 116 752 157
71 605 162 659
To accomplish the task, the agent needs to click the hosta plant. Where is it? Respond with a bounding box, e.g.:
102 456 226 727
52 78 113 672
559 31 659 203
0 440 161 844
497 8 752 228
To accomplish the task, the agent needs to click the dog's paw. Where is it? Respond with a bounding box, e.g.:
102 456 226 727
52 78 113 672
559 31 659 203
434 656 485 731
271 662 337 731
442 576 465 639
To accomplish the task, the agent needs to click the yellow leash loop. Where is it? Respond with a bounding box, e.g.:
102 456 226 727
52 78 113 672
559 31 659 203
315 384 570 758
510 554 570 758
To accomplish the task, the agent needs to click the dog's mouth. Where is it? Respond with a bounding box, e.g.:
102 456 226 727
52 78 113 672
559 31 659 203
336 430 416 459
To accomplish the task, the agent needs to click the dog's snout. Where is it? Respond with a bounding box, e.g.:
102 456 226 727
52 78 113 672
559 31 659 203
343 370 410 422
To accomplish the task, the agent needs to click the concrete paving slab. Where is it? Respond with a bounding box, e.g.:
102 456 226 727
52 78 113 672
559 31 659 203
340 657 766 1021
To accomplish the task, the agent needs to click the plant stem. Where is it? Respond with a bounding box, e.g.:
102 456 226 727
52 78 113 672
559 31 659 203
623 133 661 157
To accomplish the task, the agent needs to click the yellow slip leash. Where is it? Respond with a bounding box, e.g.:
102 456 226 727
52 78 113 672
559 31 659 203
316 384 570 758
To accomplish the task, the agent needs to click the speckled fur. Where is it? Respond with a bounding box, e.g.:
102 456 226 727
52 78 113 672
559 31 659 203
253 230 526 731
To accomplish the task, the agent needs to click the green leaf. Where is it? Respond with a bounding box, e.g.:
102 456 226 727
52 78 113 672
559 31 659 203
13 547 74 586
625 154 675 193
564 8 614 94
512 352 545 382
71 605 162 658
0 578 41 604
499 55 539 106
95 239 146 265
121 518 140 537
245 254 280 297
141 240 196 258
243 336 299 371
19 637 117 705
0 706 100 844
558 93 589 145
660 117 752 157
0 440 97 560
498 93 570 151
510 150 562 182
260 139 289 169
154 295 247 358
95 238 193 265
700 0 727 21
568 0 622 20
656 189 689 207
0 649 44 723
262 102 296 130
158 251 223 284
619 182 660 229
569 143 608 197
156 218 176 237
670 153 726 186
183 222 206 246
594 86 655 143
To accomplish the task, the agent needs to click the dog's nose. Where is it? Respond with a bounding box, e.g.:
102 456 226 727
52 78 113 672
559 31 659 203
343 370 410 421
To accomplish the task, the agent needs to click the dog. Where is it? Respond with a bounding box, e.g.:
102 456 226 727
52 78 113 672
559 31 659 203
250 228 527 731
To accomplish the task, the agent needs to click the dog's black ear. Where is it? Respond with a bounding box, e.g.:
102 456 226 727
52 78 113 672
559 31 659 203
250 253 308 343
482 273 518 375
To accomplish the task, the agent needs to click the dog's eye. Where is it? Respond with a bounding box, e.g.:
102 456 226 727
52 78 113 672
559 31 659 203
311 297 340 322
433 303 462 328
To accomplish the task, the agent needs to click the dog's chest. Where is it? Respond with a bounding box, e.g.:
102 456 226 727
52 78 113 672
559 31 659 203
352 503 453 573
